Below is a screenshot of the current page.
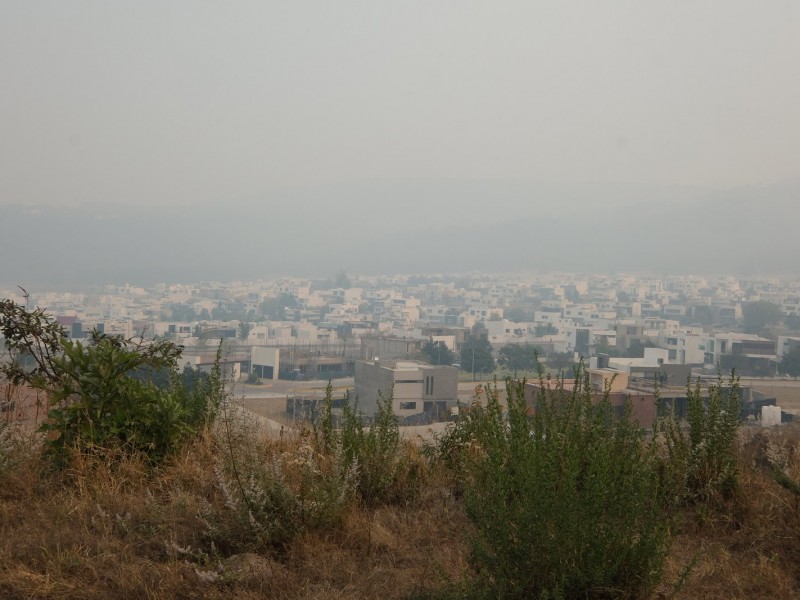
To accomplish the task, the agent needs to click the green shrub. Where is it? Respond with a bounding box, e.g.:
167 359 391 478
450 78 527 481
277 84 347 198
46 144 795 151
658 373 742 508
315 384 421 507
440 368 670 599
37 334 193 463
206 405 356 555
1 296 222 465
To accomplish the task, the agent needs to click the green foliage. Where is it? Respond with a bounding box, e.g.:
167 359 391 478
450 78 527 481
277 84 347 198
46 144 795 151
773 466 800 497
719 354 774 377
207 406 357 555
625 339 653 359
169 303 198 322
438 368 670 599
658 374 742 508
0 292 66 388
779 346 800 377
460 337 495 376
315 384 419 507
544 351 577 376
0 296 222 465
503 306 531 323
259 294 297 319
334 269 352 289
422 338 456 365
237 321 252 340
0 421 24 478
497 343 540 376
742 300 783 335
785 314 800 331
172 347 225 430
37 334 187 463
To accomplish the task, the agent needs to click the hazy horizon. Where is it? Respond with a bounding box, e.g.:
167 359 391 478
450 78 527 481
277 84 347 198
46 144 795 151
2 3 798 285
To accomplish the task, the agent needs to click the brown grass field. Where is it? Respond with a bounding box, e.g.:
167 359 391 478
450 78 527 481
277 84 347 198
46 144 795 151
2 388 800 599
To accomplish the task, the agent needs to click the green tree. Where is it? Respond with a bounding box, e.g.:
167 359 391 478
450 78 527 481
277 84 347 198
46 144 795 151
439 372 670 598
785 315 800 331
0 295 222 464
625 339 654 358
659 374 741 507
742 301 783 335
690 304 714 326
238 321 253 341
334 269 352 288
504 306 530 323
779 346 800 377
421 339 455 365
259 294 297 320
169 303 196 322
497 343 539 377
460 337 495 379
595 335 615 357
545 351 577 377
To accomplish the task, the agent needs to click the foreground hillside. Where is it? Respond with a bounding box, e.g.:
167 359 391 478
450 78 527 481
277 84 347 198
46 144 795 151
3 393 800 599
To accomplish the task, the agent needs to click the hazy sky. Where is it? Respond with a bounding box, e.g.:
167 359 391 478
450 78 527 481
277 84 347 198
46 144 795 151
2 1 799 208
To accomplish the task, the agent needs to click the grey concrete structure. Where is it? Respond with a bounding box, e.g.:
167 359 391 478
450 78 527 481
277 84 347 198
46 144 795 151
353 359 458 423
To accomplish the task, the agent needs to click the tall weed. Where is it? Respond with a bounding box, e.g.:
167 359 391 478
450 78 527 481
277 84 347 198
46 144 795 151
439 367 670 599
316 384 421 507
658 373 741 509
205 402 356 555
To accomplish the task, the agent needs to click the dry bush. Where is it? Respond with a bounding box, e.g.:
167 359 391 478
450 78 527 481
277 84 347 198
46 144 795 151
656 425 800 599
6 377 800 600
0 433 239 599
0 409 471 600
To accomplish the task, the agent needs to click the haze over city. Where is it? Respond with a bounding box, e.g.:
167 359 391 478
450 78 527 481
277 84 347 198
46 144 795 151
4 5 800 596
2 2 799 285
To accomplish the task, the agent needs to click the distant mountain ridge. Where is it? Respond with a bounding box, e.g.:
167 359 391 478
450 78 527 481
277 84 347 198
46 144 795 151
1 179 797 286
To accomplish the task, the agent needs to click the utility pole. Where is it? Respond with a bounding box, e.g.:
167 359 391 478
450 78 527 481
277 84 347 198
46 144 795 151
472 345 476 382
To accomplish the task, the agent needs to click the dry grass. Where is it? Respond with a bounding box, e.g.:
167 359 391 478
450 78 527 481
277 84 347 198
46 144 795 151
0 421 467 600
3 410 800 599
655 425 800 600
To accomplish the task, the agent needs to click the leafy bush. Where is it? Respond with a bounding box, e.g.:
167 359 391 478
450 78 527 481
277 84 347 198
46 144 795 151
439 369 670 599
206 405 356 554
658 374 742 508
0 296 221 464
0 421 18 477
316 384 421 507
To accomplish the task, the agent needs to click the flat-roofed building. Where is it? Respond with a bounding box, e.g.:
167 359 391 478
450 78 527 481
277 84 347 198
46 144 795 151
353 359 457 423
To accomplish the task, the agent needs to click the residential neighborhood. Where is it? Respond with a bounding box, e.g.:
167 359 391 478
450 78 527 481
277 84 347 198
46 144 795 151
5 272 800 426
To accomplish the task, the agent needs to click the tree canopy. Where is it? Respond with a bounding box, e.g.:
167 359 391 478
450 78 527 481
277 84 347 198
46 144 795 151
460 337 495 377
742 301 783 335
497 343 540 377
779 346 800 378
421 339 455 365
0 294 222 464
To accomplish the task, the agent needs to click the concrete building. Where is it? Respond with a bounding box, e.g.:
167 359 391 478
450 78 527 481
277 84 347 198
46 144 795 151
353 359 458 423
359 336 425 361
702 333 777 367
250 347 280 380
778 336 800 359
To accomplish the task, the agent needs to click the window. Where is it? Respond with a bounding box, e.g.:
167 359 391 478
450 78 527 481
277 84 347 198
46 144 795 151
399 402 417 410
